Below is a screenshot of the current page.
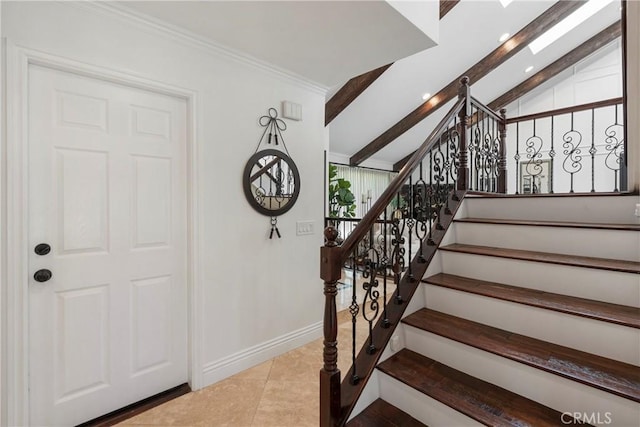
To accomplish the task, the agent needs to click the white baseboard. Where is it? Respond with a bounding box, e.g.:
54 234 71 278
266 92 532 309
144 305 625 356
200 321 323 388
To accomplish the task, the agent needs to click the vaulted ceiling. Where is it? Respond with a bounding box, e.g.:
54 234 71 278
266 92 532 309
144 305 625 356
327 0 622 169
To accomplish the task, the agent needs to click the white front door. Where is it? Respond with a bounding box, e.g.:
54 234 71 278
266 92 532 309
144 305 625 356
27 64 188 426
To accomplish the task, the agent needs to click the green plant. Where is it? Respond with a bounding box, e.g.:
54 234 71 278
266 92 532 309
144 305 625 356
328 164 357 218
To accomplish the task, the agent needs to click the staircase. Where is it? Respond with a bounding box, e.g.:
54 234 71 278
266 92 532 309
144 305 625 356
347 193 640 426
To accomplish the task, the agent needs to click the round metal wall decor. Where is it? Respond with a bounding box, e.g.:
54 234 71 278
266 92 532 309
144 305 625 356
243 108 301 238
243 148 300 217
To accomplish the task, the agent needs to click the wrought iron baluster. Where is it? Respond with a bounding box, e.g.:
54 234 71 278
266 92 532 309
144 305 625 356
515 122 520 194
361 239 380 355
590 109 596 192
349 254 359 384
391 193 405 305
550 117 555 194
562 112 583 193
414 162 428 263
444 133 452 214
427 150 436 246
524 119 543 194
469 107 476 190
381 210 390 328
406 176 414 282
604 104 624 192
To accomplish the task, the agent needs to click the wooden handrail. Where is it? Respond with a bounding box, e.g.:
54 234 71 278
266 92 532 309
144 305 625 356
471 96 504 122
506 97 623 124
336 97 466 262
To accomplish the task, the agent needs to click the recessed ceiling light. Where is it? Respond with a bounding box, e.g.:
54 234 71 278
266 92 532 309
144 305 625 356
499 33 510 43
499 0 513 7
422 93 431 100
529 0 614 55
524 65 534 73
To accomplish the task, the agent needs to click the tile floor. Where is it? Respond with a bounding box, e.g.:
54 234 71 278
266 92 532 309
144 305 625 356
118 269 396 427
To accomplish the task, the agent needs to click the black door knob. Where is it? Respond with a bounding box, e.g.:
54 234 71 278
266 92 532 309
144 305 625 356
34 243 51 256
33 269 52 283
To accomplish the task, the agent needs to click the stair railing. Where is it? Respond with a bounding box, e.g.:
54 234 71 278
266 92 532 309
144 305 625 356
320 77 507 426
505 97 626 194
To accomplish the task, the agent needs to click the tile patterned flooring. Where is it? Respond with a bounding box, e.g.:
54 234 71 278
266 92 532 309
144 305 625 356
119 270 396 427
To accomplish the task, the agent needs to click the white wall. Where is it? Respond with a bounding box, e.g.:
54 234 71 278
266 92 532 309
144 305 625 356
0 0 327 418
504 41 625 194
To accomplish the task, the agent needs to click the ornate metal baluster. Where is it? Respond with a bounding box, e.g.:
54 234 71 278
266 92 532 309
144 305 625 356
550 117 555 194
391 193 405 305
590 109 596 192
562 112 583 193
604 104 624 192
414 162 428 263
427 150 436 246
381 210 390 328
406 175 415 282
361 245 380 355
515 122 520 194
433 137 446 230
440 132 455 215
349 253 359 384
469 107 476 190
525 119 543 194
448 116 461 191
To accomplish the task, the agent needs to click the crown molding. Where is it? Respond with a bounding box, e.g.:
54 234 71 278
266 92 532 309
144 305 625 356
67 1 329 95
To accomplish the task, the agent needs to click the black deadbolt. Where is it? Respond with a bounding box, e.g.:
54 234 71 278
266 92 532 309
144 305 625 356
34 243 51 256
33 269 52 283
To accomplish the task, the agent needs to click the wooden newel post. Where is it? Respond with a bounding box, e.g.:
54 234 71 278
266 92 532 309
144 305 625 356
498 108 508 193
457 76 471 191
320 225 342 427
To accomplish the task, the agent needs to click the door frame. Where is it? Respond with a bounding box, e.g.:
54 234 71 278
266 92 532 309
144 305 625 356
2 43 203 426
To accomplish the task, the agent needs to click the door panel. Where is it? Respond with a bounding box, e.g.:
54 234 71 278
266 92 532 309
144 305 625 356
28 64 188 426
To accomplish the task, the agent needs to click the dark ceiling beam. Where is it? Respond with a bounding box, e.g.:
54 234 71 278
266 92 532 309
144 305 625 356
392 20 622 172
325 63 393 126
440 0 460 19
351 0 585 166
325 0 461 126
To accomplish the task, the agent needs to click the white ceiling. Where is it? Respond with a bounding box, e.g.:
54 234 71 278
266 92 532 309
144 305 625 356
117 0 439 87
116 0 622 169
329 0 622 168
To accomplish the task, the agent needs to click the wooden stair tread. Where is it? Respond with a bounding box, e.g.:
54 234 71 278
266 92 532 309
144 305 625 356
403 309 640 402
440 243 640 274
422 273 640 329
346 398 427 427
455 217 640 231
378 349 580 427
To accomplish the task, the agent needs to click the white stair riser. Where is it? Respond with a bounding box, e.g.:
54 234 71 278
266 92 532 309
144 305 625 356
464 195 640 224
440 251 640 307
423 285 640 365
404 327 640 427
378 371 483 427
349 372 381 422
453 223 640 262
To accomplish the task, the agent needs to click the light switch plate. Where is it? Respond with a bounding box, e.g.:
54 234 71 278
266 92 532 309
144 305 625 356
296 220 314 236
282 101 302 121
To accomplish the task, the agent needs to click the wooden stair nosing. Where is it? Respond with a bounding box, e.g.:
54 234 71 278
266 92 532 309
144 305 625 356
346 398 428 427
440 243 640 274
378 349 587 427
422 273 640 329
402 309 640 402
455 217 640 231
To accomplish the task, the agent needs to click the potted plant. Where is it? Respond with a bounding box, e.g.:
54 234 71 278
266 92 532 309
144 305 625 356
328 164 356 220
